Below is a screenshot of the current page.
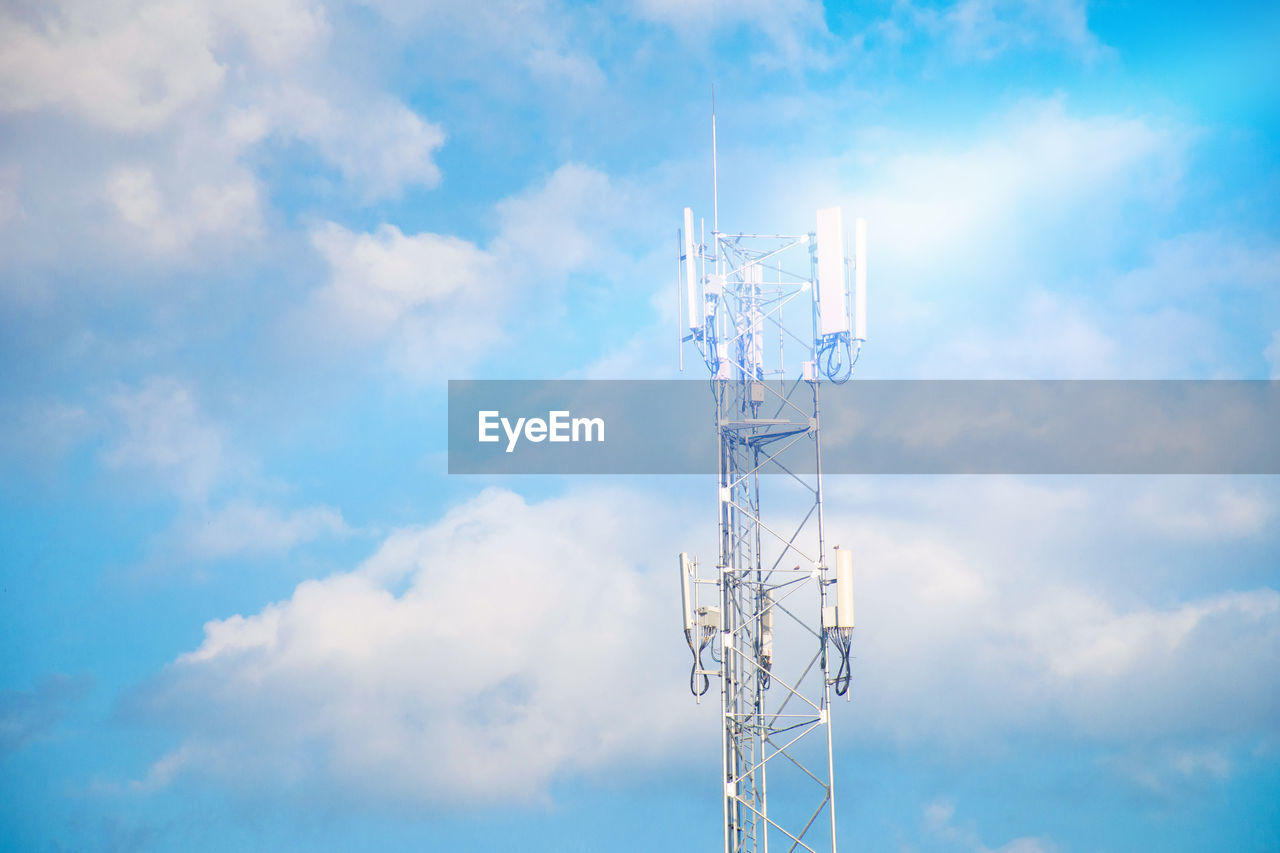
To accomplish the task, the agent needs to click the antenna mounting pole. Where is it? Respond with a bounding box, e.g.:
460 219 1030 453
712 86 719 235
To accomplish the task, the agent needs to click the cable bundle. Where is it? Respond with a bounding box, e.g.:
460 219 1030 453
829 627 854 696
686 626 715 696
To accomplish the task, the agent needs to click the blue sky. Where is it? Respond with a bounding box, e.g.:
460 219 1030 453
1 1 1279 850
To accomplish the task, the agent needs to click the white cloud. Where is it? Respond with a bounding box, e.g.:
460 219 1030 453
299 163 650 377
0 164 23 227
103 377 235 501
493 163 621 278
1113 230 1280 306
0 674 92 755
309 222 495 336
858 99 1184 273
888 0 1103 63
105 164 261 255
0 399 93 468
1266 329 1280 379
923 796 1058 853
631 0 831 68
128 477 1280 808
0 1 227 132
258 85 445 198
174 500 349 561
920 289 1120 378
755 98 1246 378
0 0 327 132
580 99 1245 381
0 0 445 268
821 478 1280 744
131 487 701 805
1108 745 1233 800
1126 480 1273 540
302 221 501 376
355 0 604 90
911 226 1280 378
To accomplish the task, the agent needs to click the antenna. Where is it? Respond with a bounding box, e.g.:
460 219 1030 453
684 207 698 331
679 552 695 633
816 207 849 337
712 86 719 235
854 217 867 342
674 108 870 853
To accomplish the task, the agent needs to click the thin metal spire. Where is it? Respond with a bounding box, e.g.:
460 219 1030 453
712 86 719 234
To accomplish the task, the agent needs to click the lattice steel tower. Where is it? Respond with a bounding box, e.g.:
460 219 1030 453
676 110 866 853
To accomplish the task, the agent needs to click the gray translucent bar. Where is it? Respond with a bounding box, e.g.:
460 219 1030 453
447 380 1280 475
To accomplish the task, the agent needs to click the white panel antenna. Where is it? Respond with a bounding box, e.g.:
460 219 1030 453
854 217 867 342
835 547 854 628
747 261 763 373
684 208 699 331
680 552 695 632
815 207 849 337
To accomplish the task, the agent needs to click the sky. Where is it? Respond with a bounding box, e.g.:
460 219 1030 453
1 0 1279 850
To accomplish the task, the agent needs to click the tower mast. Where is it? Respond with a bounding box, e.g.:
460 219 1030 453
677 103 866 853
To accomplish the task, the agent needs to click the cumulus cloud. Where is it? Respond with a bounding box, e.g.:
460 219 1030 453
821 477 1280 745
0 399 94 469
309 223 497 337
128 487 701 805
631 0 831 68
173 500 349 562
105 164 261 256
924 797 1058 853
0 0 327 131
98 380 350 568
856 99 1184 273
587 99 1250 382
0 1 229 132
881 0 1103 64
0 674 92 755
0 0 445 268
921 289 1120 378
102 377 236 501
253 84 446 199
125 477 1280 808
299 163 654 376
301 221 502 375
1107 745 1234 801
751 96 1277 379
355 0 604 91
908 227 1280 378
1266 329 1280 379
492 163 623 278
1125 479 1274 540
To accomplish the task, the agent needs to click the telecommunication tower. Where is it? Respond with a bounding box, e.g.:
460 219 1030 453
676 106 866 853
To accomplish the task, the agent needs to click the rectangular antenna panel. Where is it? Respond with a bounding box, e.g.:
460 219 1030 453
835 547 855 628
816 207 849 336
761 590 774 658
748 262 763 371
715 342 731 380
684 208 698 330
679 552 695 632
854 217 867 341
